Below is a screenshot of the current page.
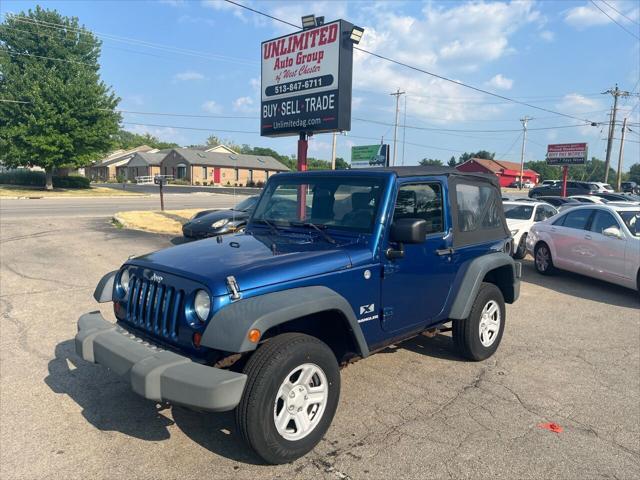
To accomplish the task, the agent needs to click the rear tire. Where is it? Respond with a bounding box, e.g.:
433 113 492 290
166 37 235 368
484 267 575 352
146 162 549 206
534 242 556 275
453 282 505 361
235 333 340 464
513 233 527 260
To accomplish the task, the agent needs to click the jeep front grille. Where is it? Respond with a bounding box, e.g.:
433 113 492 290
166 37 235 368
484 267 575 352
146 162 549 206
125 276 184 341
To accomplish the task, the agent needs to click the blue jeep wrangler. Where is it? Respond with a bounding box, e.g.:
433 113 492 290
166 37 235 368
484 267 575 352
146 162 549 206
76 166 520 464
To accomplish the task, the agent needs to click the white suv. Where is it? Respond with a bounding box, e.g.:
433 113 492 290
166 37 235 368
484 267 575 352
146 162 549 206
590 182 614 193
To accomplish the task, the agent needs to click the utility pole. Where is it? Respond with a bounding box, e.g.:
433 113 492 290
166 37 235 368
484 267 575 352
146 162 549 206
519 116 532 190
390 88 405 166
603 85 631 183
331 132 337 170
616 117 628 192
401 95 407 166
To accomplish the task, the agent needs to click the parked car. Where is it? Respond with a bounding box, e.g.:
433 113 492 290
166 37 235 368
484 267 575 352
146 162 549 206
182 196 259 239
75 166 520 464
535 196 581 210
589 182 614 193
570 195 609 204
621 181 640 194
541 180 560 187
529 181 597 198
503 201 558 259
527 205 640 292
508 180 535 188
593 192 635 202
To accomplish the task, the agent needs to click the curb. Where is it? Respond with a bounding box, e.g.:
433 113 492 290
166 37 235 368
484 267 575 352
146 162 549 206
111 212 182 236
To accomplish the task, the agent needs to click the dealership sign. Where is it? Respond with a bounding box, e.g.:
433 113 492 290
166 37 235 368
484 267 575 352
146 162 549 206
546 143 588 165
351 144 389 168
261 20 354 137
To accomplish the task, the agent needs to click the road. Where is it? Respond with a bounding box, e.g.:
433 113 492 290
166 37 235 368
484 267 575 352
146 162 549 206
96 183 262 196
0 193 245 219
1 200 639 479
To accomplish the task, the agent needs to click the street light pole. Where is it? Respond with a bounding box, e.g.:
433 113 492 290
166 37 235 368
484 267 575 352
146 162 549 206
519 116 531 190
390 89 405 166
616 117 628 192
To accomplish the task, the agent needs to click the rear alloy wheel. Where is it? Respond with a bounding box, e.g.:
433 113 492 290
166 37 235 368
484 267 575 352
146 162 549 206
512 233 527 260
236 333 340 464
453 282 505 361
534 242 555 275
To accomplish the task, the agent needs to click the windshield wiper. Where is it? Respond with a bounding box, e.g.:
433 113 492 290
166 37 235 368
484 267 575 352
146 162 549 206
291 221 336 244
253 218 279 236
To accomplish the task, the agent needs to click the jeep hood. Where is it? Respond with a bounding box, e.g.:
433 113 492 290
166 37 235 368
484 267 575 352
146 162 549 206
129 233 355 296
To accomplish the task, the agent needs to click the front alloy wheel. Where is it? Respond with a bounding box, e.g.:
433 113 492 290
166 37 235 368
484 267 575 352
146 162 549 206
236 333 340 464
534 242 555 275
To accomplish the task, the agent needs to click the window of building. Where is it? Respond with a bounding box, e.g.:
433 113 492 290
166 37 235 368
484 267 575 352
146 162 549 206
235 168 239 181
176 164 187 180
249 169 254 182
202 166 207 179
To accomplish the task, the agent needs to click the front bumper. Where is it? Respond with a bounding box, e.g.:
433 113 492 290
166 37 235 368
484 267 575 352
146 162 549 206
75 312 247 411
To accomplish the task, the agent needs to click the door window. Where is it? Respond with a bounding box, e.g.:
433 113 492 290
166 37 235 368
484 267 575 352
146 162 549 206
590 211 620 235
394 183 444 234
456 183 502 232
562 209 593 230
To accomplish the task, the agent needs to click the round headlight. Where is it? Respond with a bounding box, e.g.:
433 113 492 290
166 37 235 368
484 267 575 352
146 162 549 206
120 269 130 294
194 289 211 322
211 218 229 229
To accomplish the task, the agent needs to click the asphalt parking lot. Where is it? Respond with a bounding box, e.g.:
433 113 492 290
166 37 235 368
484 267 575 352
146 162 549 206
1 197 639 479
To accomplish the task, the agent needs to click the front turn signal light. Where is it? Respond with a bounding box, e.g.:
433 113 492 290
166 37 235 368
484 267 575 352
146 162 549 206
248 329 261 343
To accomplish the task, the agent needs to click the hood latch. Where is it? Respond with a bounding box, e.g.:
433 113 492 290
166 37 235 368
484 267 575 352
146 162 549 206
226 275 241 301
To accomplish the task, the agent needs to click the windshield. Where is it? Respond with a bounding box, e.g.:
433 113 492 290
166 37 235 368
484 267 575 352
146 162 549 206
251 176 385 233
618 210 640 237
503 204 534 220
234 196 258 212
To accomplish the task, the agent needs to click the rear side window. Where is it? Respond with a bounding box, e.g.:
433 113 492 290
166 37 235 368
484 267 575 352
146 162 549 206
394 183 444 234
590 211 619 235
456 183 502 232
562 209 593 230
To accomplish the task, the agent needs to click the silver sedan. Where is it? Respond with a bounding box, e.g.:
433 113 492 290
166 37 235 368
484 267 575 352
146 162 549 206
526 205 640 292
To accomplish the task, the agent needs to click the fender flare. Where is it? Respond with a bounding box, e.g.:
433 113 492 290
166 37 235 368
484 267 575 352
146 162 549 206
94 271 117 303
448 252 519 320
201 286 370 357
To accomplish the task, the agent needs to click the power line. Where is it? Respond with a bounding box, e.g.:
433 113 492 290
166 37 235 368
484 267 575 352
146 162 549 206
121 121 257 135
1 49 96 66
599 0 640 26
222 0 601 124
589 0 640 40
115 109 255 119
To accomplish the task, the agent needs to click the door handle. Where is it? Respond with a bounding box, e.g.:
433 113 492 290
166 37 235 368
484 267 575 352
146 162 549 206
436 247 454 256
584 234 592 240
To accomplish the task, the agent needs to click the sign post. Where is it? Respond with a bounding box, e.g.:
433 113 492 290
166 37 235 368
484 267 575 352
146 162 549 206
546 143 588 197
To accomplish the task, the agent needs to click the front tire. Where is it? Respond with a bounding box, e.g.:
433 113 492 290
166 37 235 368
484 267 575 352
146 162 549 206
236 333 340 464
453 282 505 361
513 233 527 260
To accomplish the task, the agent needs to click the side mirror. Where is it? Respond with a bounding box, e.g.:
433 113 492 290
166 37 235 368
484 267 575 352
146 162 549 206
390 218 428 243
386 218 427 259
602 226 624 239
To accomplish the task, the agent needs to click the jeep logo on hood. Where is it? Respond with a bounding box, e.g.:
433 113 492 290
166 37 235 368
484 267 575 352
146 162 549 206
149 273 164 283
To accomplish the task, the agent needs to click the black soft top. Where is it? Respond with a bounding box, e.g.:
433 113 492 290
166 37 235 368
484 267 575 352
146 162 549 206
361 166 500 185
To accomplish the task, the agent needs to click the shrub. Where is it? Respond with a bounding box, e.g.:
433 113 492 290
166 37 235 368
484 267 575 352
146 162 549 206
194 181 201 186
0 170 90 189
246 180 256 187
256 180 265 188
169 178 190 185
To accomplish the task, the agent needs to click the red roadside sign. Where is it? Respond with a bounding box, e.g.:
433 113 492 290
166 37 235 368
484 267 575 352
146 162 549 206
546 143 588 197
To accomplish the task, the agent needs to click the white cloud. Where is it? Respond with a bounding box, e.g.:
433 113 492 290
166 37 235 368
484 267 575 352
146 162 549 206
159 0 185 6
174 71 206 81
233 96 257 113
539 30 555 42
201 0 247 22
350 1 541 124
485 74 513 90
126 124 183 144
565 1 640 29
202 100 223 114
555 93 605 137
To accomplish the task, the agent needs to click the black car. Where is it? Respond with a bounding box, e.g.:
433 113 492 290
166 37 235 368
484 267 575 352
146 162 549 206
528 181 597 198
534 196 581 209
593 192 634 202
621 181 640 194
182 196 258 239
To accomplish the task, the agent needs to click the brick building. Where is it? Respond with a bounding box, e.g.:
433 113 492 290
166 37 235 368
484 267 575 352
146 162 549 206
456 158 539 187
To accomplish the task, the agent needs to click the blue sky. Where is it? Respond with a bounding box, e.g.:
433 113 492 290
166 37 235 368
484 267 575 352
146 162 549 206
3 0 639 171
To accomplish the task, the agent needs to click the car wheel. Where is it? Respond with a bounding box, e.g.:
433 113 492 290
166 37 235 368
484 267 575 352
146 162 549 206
235 333 340 464
452 282 505 361
534 242 556 275
513 233 527 260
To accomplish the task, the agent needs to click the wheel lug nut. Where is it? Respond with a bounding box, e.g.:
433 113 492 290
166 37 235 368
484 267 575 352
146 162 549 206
304 396 308 400
298 407 302 412
289 392 295 398
299 387 304 392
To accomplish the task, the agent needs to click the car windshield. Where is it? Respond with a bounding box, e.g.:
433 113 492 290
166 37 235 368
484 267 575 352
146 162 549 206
251 176 385 233
618 210 640 237
503 204 533 220
234 197 258 211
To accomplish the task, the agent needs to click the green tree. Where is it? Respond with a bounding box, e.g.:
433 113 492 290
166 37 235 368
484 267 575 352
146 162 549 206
447 155 457 167
524 161 563 182
205 134 242 153
111 129 178 150
334 157 349 170
419 158 443 166
628 163 640 183
0 7 121 189
458 150 495 164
